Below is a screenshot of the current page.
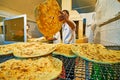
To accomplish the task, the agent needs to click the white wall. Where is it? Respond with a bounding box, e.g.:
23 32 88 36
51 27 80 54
100 19 120 46
95 0 120 46
95 0 120 25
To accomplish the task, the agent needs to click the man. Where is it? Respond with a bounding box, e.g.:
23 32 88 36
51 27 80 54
26 24 32 39
48 10 76 44
56 10 76 44
53 10 76 79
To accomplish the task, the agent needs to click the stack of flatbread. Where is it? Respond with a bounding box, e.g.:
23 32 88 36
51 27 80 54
0 0 64 79
0 56 62 80
72 43 120 64
0 42 56 58
0 42 63 80
53 43 77 58
13 42 56 58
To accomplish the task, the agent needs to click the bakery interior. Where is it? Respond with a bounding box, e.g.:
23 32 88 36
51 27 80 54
0 0 120 80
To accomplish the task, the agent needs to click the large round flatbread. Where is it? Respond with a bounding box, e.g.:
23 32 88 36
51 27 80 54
72 43 120 64
53 43 77 58
35 0 62 38
0 56 62 80
13 42 56 58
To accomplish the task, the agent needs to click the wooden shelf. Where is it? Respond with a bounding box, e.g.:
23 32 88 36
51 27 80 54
99 14 120 27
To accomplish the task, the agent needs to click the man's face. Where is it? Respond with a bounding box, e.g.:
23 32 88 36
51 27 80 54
58 11 69 22
62 11 69 19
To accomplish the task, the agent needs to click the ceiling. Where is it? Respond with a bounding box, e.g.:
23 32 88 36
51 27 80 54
0 0 96 22
72 0 96 13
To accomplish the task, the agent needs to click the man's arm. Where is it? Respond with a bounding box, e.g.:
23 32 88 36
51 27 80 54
65 19 76 30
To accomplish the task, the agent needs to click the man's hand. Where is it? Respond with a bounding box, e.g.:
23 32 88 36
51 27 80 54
46 37 57 41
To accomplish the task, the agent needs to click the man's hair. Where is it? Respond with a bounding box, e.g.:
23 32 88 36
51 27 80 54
62 10 69 16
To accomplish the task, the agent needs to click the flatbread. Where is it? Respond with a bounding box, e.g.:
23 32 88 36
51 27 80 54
53 43 77 58
13 42 56 58
27 37 47 42
72 43 120 64
0 56 62 80
0 44 16 55
27 37 53 43
35 0 62 38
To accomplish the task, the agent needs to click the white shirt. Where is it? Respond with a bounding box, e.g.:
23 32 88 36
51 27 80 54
62 23 76 44
53 32 61 44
